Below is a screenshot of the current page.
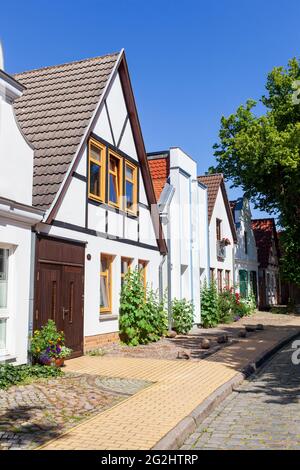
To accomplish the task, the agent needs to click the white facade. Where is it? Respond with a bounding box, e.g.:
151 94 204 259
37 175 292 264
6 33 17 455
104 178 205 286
35 70 163 346
208 185 236 289
0 64 42 364
150 148 210 324
232 197 259 301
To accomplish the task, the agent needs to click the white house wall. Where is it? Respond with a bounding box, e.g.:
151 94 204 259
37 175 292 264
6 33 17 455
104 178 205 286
0 219 33 364
0 87 34 206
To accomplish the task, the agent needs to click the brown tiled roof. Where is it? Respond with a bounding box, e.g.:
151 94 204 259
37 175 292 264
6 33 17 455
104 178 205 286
197 174 223 221
198 174 237 242
147 154 170 201
251 218 279 268
13 53 119 210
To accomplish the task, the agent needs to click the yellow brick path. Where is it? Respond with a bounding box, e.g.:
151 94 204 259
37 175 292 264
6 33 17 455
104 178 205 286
40 317 300 450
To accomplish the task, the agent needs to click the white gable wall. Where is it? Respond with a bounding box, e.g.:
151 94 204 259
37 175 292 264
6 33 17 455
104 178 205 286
210 187 235 285
0 83 34 206
49 70 163 344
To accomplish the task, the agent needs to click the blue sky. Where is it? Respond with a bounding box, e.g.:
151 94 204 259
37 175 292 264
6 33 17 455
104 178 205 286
2 0 300 218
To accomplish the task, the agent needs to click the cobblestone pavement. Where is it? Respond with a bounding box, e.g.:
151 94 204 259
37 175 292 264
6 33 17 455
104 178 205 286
181 338 300 450
0 373 151 450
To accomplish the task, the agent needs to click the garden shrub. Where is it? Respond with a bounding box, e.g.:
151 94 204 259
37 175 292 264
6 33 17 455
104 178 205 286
119 269 167 346
171 298 194 334
0 364 63 389
217 288 236 323
200 280 220 327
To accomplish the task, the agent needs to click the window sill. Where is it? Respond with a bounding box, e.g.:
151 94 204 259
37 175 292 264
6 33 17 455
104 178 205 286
99 314 118 322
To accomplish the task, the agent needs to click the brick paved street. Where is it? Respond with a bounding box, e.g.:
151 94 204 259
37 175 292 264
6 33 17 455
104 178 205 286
181 337 300 450
0 373 150 450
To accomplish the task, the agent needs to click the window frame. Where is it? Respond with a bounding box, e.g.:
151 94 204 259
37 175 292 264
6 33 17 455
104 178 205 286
138 259 148 291
100 254 113 314
108 150 123 209
216 219 222 241
225 270 230 289
217 269 223 292
125 160 138 215
0 246 10 356
88 138 106 203
121 257 133 286
244 231 248 254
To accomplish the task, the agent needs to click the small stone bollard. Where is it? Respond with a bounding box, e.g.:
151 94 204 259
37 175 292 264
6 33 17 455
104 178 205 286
201 338 211 349
166 330 177 338
256 324 264 331
245 325 256 333
238 330 247 338
177 350 190 360
217 334 228 344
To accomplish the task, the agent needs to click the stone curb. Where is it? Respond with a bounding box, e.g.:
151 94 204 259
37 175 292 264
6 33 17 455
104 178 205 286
152 329 300 450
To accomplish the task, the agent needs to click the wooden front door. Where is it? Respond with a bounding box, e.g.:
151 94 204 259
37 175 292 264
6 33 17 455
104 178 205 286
35 236 85 357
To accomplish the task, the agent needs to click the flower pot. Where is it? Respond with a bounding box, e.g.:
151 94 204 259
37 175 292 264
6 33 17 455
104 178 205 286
54 358 65 367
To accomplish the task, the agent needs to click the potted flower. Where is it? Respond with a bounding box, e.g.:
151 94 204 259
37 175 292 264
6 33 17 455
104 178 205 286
29 320 72 367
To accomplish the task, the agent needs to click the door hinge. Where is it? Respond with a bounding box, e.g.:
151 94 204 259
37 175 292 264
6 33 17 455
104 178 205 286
35 309 39 320
37 271 40 281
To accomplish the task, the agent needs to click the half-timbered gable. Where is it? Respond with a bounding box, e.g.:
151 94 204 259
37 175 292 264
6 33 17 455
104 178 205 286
14 50 166 354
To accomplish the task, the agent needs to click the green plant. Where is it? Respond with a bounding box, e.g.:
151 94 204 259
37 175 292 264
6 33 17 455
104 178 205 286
30 319 71 363
0 364 63 389
86 348 106 357
171 298 194 334
119 269 167 346
218 288 236 323
200 279 220 327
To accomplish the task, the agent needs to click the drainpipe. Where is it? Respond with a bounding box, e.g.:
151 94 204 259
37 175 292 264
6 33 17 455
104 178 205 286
189 178 194 308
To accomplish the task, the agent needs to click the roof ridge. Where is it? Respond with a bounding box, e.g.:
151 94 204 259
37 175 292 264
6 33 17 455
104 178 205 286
197 172 223 178
13 51 120 77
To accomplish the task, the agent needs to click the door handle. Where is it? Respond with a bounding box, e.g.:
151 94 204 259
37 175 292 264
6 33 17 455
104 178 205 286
62 307 69 320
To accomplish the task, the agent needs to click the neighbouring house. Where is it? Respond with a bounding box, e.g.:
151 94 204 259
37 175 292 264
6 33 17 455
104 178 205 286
147 148 209 324
197 174 237 292
251 219 281 309
0 46 43 364
230 197 259 303
13 50 167 358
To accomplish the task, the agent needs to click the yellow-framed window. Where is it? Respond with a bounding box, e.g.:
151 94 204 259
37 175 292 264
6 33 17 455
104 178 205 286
121 257 133 287
138 259 148 291
100 254 113 314
108 150 123 208
125 161 138 214
88 138 106 202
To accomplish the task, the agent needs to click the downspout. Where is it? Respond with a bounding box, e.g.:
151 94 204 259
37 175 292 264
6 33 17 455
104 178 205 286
167 204 172 330
205 188 210 286
189 177 194 306
28 230 37 365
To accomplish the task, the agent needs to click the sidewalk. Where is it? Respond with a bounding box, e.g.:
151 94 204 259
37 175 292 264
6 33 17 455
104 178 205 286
39 314 300 450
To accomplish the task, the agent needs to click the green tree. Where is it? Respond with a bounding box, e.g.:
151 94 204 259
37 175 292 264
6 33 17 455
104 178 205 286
212 58 300 284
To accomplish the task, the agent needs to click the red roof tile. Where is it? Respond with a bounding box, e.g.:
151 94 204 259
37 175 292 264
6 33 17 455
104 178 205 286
147 156 169 201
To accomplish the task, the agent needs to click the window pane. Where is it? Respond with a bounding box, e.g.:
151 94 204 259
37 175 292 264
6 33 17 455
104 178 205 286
126 165 134 180
101 257 108 273
90 162 101 196
90 144 102 162
109 156 118 173
0 318 6 351
0 249 8 309
126 181 134 209
109 174 118 204
121 259 129 274
100 276 109 308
